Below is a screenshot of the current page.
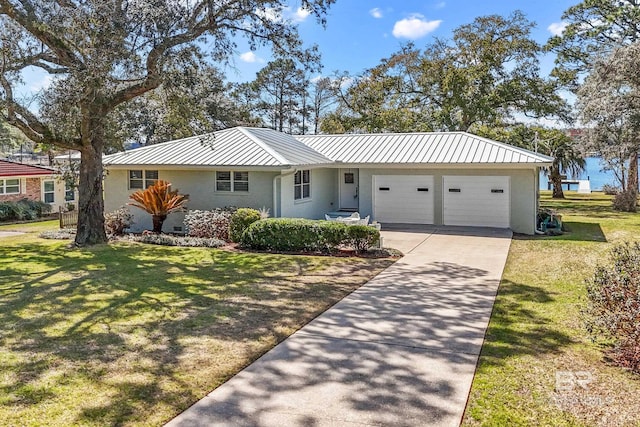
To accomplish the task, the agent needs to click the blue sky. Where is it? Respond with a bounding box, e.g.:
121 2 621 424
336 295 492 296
227 0 579 82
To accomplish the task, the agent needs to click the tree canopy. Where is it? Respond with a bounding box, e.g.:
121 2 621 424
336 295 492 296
548 0 640 86
577 42 640 203
0 0 334 245
551 0 640 200
322 12 568 134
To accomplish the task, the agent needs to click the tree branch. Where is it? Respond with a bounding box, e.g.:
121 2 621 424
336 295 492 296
0 0 84 69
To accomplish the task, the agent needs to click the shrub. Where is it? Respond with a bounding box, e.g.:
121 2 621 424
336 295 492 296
0 204 11 221
346 225 380 253
128 180 187 233
241 218 351 253
128 233 225 248
104 207 134 236
585 242 640 373
184 208 236 240
18 199 51 217
0 199 51 222
229 208 261 242
601 184 620 196
612 190 638 212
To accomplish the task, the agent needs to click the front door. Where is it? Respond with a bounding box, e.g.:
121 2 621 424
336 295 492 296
340 169 359 210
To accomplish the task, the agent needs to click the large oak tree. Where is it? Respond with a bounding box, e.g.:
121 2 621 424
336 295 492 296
323 12 568 134
0 0 334 246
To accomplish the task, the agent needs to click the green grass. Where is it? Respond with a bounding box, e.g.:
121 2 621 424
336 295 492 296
463 191 640 427
0 219 60 233
0 224 394 426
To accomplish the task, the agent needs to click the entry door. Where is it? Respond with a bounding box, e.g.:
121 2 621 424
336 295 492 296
340 169 359 210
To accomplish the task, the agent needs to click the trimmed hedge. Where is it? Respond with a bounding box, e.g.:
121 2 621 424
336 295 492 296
0 199 51 222
229 208 261 242
346 225 380 253
240 218 380 253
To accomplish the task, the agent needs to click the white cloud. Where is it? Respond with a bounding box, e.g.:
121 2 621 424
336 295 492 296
292 7 311 22
239 51 263 63
548 21 568 36
392 14 442 39
434 1 446 9
370 7 383 18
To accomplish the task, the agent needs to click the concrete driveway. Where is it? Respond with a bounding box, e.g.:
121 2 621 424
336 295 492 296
166 226 512 427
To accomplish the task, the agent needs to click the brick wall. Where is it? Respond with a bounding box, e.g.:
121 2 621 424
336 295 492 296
0 177 42 203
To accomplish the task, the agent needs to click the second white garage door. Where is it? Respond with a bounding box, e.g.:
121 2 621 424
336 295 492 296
443 176 510 228
373 175 434 224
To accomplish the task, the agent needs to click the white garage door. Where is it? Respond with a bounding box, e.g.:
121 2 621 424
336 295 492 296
373 175 434 224
443 176 510 228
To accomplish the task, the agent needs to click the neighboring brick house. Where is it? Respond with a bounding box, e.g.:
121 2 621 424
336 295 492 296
0 159 70 211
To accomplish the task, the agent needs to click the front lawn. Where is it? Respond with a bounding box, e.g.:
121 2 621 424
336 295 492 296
463 191 640 426
0 227 393 426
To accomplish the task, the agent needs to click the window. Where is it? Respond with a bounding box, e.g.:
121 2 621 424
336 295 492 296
129 170 158 189
294 170 311 200
0 178 20 195
43 180 55 203
65 182 75 201
216 171 249 192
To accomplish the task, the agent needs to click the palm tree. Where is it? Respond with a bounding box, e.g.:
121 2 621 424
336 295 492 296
541 131 587 199
128 180 187 233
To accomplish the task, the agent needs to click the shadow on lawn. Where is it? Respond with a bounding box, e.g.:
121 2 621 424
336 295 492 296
479 279 574 365
514 222 607 243
166 259 501 426
0 240 392 426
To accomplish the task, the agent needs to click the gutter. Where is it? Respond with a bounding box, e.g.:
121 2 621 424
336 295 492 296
273 168 297 218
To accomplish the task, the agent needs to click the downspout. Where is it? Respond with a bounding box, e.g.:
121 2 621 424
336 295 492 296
273 168 297 218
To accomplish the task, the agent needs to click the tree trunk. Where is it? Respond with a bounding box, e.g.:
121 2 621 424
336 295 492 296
152 215 166 233
74 141 108 246
550 168 565 199
627 149 639 195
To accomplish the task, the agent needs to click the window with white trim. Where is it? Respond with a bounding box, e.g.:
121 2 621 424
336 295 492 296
129 170 158 189
0 178 20 195
216 171 249 192
43 180 55 203
294 170 311 200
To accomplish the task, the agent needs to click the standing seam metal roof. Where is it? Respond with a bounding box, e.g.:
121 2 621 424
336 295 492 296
102 127 552 168
103 127 332 167
295 131 553 164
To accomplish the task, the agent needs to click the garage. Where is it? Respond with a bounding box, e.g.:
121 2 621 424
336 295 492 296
443 176 510 228
373 175 434 224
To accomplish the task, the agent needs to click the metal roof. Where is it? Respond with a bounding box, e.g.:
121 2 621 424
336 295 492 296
103 127 552 169
0 159 56 177
103 127 332 168
296 132 553 165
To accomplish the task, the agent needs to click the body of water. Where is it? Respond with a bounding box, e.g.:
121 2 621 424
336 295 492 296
539 157 628 191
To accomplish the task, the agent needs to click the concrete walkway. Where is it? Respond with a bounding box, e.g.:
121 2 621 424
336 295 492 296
0 231 24 238
166 226 512 427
